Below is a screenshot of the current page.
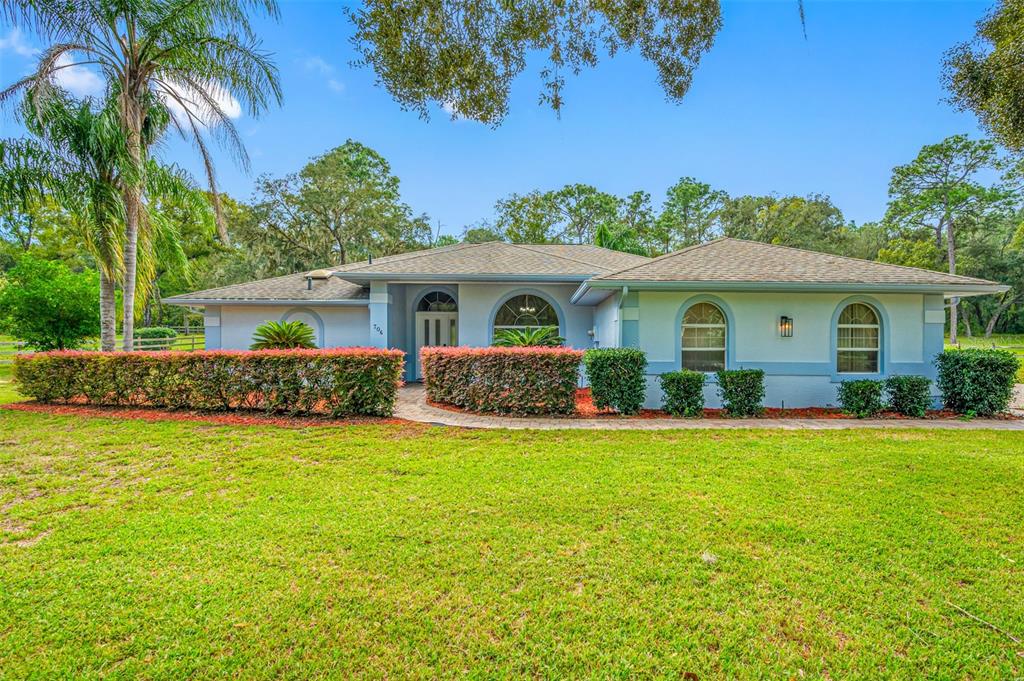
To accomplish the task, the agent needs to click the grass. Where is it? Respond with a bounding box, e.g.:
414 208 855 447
1 414 1023 678
947 333 1024 381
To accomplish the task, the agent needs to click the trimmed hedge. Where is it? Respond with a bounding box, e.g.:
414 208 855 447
716 369 765 417
659 370 705 417
836 379 884 418
12 348 405 417
935 348 1019 416
885 375 932 418
583 348 647 415
421 346 583 416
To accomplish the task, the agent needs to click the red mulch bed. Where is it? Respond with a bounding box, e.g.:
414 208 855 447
429 388 1018 420
2 401 411 429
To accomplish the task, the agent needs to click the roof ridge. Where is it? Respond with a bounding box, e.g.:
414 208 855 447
336 241 481 273
509 242 629 272
719 237 993 284
593 238 725 279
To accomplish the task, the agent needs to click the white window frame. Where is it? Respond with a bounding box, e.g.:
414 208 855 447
681 303 728 373
836 303 880 374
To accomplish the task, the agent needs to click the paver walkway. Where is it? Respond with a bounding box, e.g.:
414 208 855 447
395 384 1024 431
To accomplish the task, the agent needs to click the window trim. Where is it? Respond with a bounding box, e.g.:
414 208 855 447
830 297 888 379
680 302 728 373
487 289 565 344
674 295 735 376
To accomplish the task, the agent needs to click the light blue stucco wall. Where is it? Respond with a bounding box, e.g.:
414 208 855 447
593 293 620 348
214 305 370 350
633 290 939 408
456 283 595 350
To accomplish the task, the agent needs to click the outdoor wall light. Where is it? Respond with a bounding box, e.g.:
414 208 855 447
779 316 794 338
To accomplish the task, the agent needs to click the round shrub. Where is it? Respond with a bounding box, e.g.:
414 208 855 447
836 379 884 418
716 369 765 417
935 349 1019 416
583 347 647 415
659 370 705 417
134 326 178 350
884 375 932 417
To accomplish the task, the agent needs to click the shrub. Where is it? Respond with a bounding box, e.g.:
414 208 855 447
421 346 582 416
935 348 1019 416
492 326 564 347
12 348 405 417
0 255 98 350
582 347 647 415
250 320 317 350
716 369 765 417
885 375 932 417
134 326 178 350
836 379 885 418
659 370 705 417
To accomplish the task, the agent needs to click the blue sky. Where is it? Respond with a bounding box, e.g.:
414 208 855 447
0 1 991 238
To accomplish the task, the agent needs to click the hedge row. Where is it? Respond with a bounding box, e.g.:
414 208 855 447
12 349 405 417
836 376 933 418
421 346 583 415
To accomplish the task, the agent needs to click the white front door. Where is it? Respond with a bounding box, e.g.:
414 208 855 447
415 312 458 377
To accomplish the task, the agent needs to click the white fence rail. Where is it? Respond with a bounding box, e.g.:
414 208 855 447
0 328 205 364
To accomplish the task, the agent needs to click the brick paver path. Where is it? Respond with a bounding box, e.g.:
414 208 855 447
395 384 1024 431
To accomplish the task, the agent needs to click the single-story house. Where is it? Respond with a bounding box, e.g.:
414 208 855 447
165 238 1007 408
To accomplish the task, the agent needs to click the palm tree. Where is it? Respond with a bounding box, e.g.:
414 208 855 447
2 90 202 350
2 0 282 350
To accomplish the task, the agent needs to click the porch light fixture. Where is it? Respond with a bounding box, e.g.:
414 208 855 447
779 315 793 338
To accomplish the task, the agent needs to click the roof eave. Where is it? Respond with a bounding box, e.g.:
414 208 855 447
163 298 370 307
335 272 594 285
585 280 1009 296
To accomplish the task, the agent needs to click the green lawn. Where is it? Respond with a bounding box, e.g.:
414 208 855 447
1 414 1022 677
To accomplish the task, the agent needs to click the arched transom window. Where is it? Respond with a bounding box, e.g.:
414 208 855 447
494 294 559 332
837 303 880 373
681 302 727 372
417 291 457 312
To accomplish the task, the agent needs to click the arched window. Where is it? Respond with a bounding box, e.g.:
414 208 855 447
682 302 727 372
417 291 457 312
837 303 880 373
493 294 559 332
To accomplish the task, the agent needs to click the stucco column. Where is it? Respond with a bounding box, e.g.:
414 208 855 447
368 281 390 348
203 306 221 349
923 294 946 398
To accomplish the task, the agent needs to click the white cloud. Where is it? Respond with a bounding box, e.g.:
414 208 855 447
442 100 466 121
53 54 104 98
0 28 39 57
158 79 242 129
301 54 344 94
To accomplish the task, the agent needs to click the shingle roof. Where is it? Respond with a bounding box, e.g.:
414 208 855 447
163 269 369 304
592 238 1003 288
334 241 650 279
164 242 649 304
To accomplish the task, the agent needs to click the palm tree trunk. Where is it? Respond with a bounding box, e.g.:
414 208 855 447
121 184 141 351
99 269 117 352
120 95 144 352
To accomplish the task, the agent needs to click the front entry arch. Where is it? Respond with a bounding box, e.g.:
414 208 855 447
414 291 458 378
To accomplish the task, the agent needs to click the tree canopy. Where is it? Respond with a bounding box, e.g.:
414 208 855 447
346 0 722 125
944 0 1024 152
